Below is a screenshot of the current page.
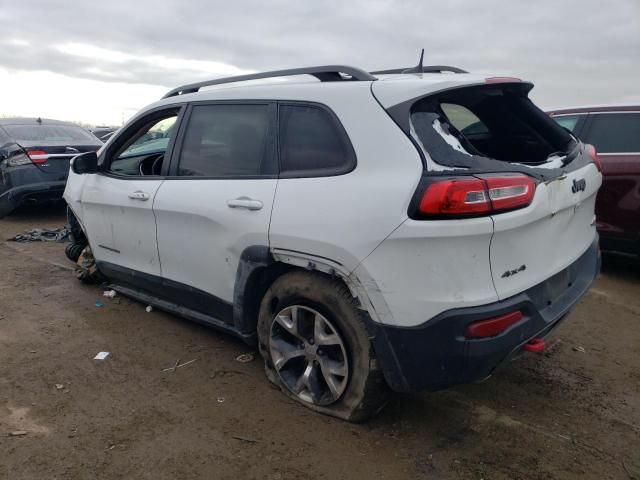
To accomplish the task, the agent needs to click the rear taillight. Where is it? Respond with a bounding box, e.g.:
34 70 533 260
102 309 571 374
417 174 535 217
465 310 523 339
26 150 48 164
585 144 601 172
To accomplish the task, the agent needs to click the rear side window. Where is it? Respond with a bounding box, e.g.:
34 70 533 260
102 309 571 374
178 104 270 177
278 104 355 177
584 113 640 153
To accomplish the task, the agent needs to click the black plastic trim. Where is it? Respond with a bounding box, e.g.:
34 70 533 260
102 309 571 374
371 65 468 74
97 261 234 324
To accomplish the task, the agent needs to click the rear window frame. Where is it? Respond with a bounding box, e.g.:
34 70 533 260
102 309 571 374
276 101 357 179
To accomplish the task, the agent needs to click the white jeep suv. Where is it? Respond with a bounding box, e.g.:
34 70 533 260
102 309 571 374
64 64 602 421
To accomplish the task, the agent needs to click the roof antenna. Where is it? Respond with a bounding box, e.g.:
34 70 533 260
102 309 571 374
403 49 424 74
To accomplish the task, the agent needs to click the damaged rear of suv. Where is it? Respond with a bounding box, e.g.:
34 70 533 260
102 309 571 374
64 64 601 421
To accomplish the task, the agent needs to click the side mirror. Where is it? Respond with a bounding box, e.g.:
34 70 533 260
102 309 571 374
71 151 98 174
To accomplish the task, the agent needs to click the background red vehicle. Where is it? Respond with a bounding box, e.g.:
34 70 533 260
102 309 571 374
549 105 640 256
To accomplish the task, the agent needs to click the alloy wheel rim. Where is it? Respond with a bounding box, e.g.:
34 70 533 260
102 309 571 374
269 305 349 406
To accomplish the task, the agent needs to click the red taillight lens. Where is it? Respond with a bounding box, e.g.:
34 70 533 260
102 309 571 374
419 178 490 215
26 150 48 164
465 310 523 339
585 144 601 172
418 175 535 217
484 175 535 212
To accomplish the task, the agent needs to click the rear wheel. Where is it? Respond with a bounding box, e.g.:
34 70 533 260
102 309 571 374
257 271 389 421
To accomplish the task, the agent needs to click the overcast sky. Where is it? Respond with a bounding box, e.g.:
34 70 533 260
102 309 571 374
1 0 638 126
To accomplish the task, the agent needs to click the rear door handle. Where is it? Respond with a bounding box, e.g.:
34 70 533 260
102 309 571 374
227 197 263 211
128 191 150 201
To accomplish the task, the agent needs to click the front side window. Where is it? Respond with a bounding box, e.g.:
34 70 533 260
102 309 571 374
278 104 355 176
109 113 178 176
584 113 640 153
177 104 270 177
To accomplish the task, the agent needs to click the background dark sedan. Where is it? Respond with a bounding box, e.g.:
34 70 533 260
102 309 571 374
0 117 102 217
549 105 640 257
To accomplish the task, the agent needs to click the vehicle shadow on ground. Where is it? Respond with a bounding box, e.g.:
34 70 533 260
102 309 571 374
601 252 640 282
4 201 67 221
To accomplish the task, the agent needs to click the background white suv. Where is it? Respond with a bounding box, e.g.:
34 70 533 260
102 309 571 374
64 64 602 421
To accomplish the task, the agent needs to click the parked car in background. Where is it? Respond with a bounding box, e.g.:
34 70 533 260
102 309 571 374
549 105 640 256
0 118 102 217
90 126 118 142
65 64 601 421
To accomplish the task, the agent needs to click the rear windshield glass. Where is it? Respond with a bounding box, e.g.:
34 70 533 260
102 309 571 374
3 125 99 144
410 84 574 170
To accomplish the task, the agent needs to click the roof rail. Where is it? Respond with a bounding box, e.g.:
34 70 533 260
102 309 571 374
162 65 377 99
371 65 468 75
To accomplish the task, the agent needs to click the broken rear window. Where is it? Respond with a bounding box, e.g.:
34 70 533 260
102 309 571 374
410 84 575 173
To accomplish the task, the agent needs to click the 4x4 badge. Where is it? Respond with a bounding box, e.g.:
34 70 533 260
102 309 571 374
501 264 526 278
572 178 586 193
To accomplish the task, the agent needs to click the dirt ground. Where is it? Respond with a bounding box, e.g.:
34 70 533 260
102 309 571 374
1 203 639 480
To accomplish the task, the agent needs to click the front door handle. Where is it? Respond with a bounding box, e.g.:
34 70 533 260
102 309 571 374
227 197 263 211
128 191 150 201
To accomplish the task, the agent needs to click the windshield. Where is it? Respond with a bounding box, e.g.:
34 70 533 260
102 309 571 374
3 124 100 144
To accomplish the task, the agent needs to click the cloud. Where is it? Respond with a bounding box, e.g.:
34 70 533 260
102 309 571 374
0 0 638 124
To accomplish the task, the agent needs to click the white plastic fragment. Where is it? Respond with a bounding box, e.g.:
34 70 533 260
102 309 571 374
235 353 255 363
103 290 117 298
145 306 153 313
94 351 110 360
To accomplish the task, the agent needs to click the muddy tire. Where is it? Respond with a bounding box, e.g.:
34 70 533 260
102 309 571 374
257 271 389 422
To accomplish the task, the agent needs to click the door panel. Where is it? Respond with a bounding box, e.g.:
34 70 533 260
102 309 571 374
153 102 277 319
581 112 640 244
153 180 277 311
595 153 640 241
81 175 164 276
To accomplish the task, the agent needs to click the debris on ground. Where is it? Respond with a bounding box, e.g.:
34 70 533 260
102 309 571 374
75 246 101 284
573 346 586 353
145 305 153 313
9 431 28 437
162 358 197 372
103 290 117 298
9 227 70 243
94 352 110 360
232 435 259 443
55 384 64 390
217 397 225 403
235 353 255 363
95 300 103 308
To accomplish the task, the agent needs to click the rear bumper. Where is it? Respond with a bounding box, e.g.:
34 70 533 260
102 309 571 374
368 236 601 393
0 166 67 215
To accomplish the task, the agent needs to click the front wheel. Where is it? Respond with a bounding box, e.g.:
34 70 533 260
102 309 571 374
257 271 389 422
